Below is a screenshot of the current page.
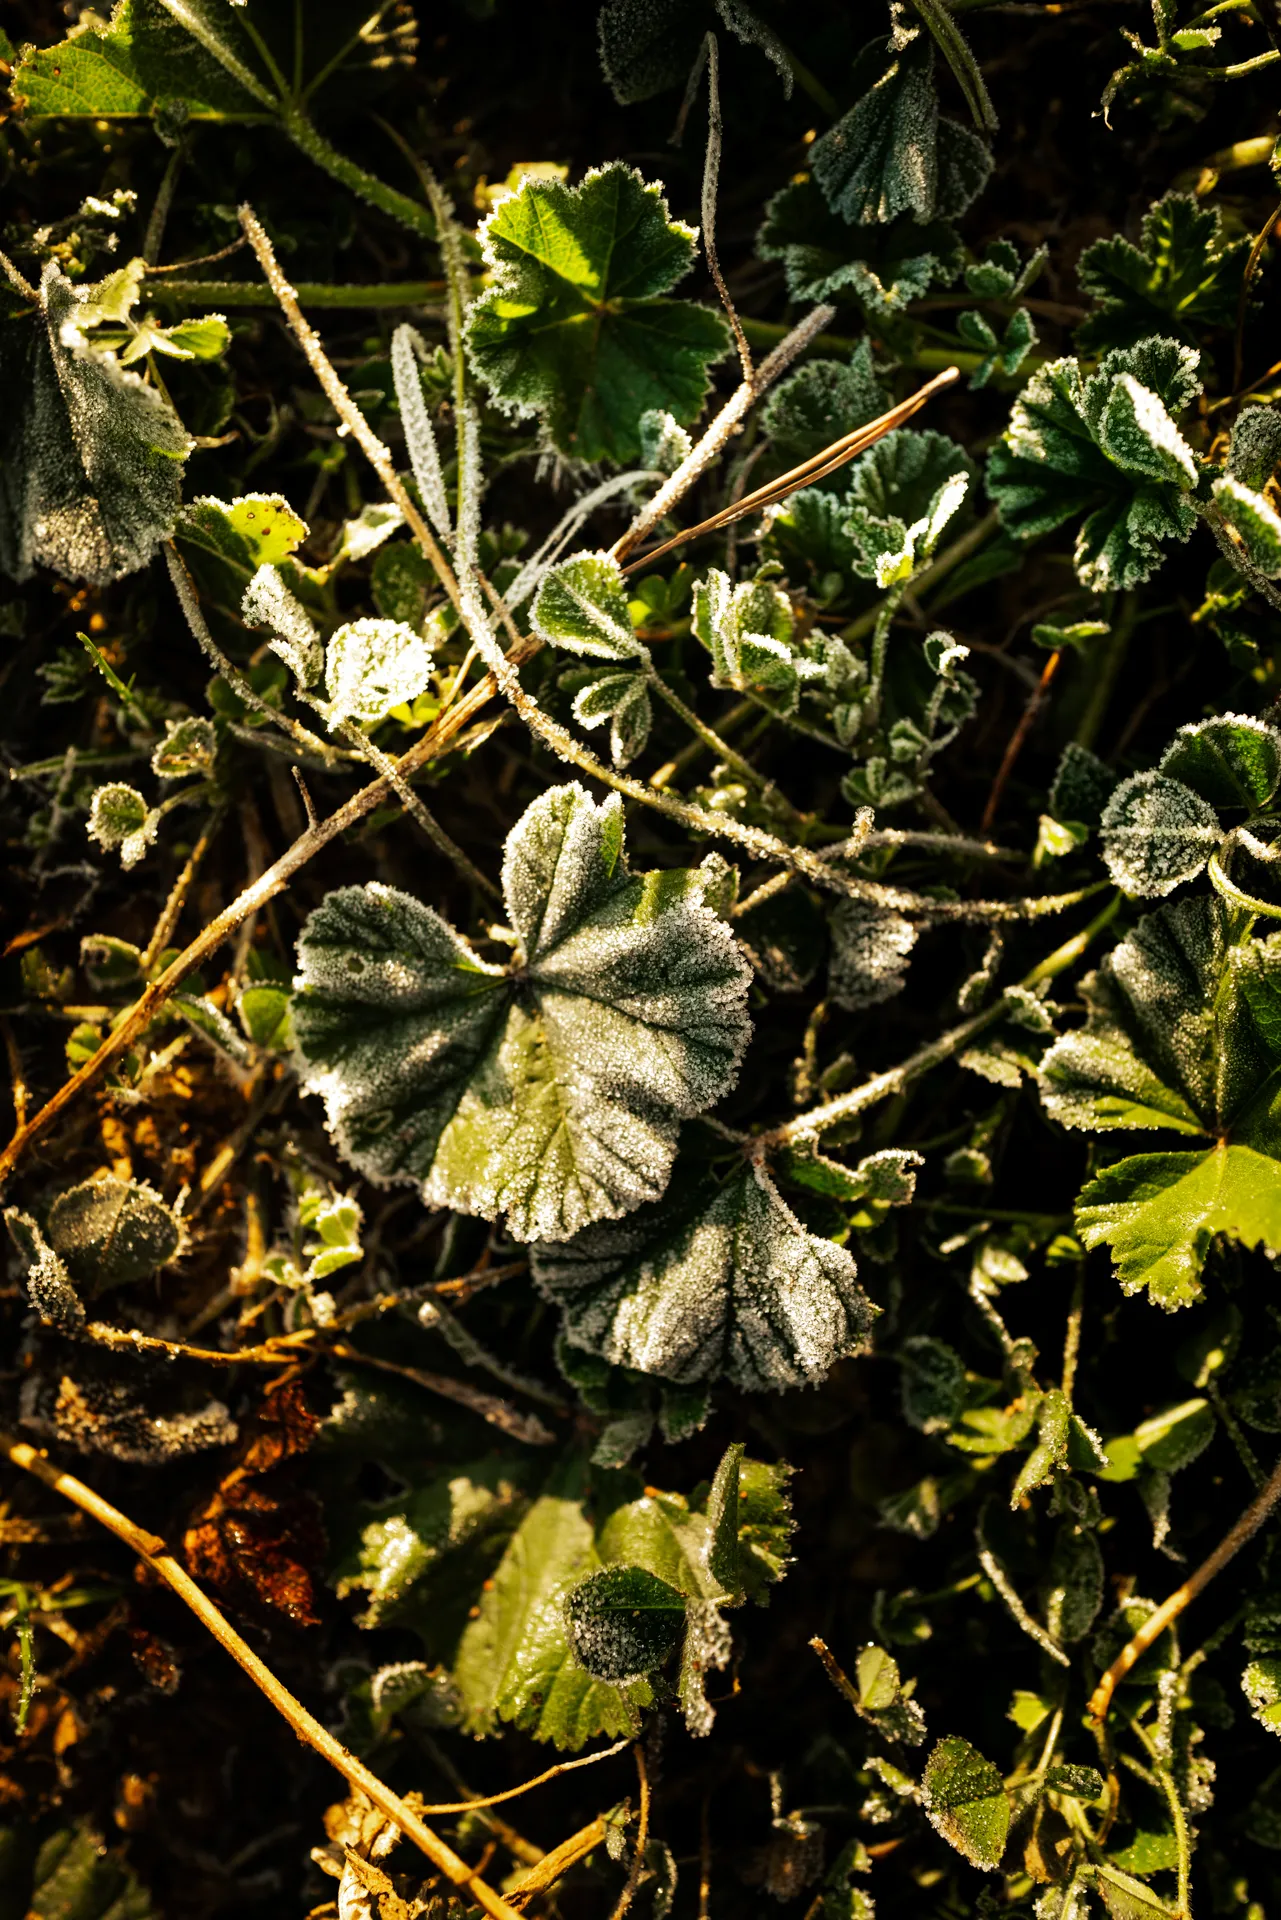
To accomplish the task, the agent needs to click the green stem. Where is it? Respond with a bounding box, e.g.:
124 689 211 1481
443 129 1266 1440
282 106 436 240
911 0 999 131
1157 1764 1193 1918
1074 592 1136 753
147 278 445 309
646 670 804 824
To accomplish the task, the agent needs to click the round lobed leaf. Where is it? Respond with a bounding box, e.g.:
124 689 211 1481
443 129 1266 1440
565 1565 687 1681
1099 770 1221 897
325 617 434 726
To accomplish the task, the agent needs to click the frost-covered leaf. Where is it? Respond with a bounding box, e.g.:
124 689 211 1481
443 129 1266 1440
1076 192 1248 353
151 715 216 780
760 345 890 482
810 35 992 226
1050 741 1118 828
571 670 653 768
842 429 973 584
738 1457 795 1600
1099 770 1222 897
87 782 156 872
4 1209 86 1332
756 179 962 313
532 1155 874 1390
1096 1864 1177 1920
828 899 918 1009
986 338 1201 590
565 1565 687 1678
533 552 644 661
324 618 434 727
921 1735 1010 1868
11 0 275 119
1042 1524 1104 1645
1244 1657 1281 1736
1040 896 1281 1305
292 783 752 1242
638 407 692 474
242 563 324 690
596 0 792 102
964 238 1046 300
1135 1397 1215 1472
691 567 813 711
452 1457 642 1750
1159 713 1281 811
41 1174 181 1295
1212 475 1281 578
1227 405 1281 489
0 264 191 586
465 164 730 463
900 1336 966 1433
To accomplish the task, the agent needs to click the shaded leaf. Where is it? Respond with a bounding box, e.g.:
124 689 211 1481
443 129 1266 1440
1076 191 1248 353
756 178 962 313
564 1565 687 1678
532 1155 875 1390
45 1174 180 1295
465 164 730 463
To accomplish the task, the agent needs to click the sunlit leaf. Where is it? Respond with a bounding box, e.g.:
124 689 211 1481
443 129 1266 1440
921 1735 1010 1869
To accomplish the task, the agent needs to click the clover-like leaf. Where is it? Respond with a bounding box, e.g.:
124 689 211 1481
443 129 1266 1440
1212 475 1281 579
691 568 817 713
291 783 751 1243
810 35 992 227
0 263 192 586
963 238 1046 300
452 1457 642 1750
1076 192 1248 353
921 1735 1010 1869
1159 713 1281 811
532 552 644 661
43 1174 182 1295
597 0 792 102
757 178 962 313
532 1154 875 1391
465 163 731 463
957 306 1037 389
986 337 1201 590
571 670 653 768
324 617 434 726
1099 770 1222 897
1040 896 1281 1306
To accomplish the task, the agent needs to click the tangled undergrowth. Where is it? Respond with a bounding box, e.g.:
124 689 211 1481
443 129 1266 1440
8 1 1281 1915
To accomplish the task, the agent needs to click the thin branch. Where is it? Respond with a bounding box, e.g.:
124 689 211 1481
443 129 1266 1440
607 1745 651 1920
611 304 838 563
981 647 1061 834
236 204 463 617
0 249 38 304
2 1019 28 1136
699 35 752 382
0 1429 523 1920
334 720 501 902
414 1739 631 1815
327 1342 556 1446
645 670 803 823
1090 1446 1281 1722
977 1539 1069 1667
619 369 960 576
140 805 227 973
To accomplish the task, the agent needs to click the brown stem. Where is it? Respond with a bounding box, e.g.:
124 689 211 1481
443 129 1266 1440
1089 1448 1281 1722
980 648 1061 834
607 1745 651 1920
140 806 227 973
0 1430 523 1920
327 1342 555 1446
414 1740 629 1815
0 642 536 1194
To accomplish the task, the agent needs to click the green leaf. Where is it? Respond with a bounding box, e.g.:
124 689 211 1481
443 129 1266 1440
564 1565 687 1678
1159 713 1281 811
11 0 272 119
705 1442 745 1597
1134 1397 1215 1471
1244 1657 1281 1735
533 552 645 661
1045 1763 1104 1800
1212 475 1281 578
900 1336 966 1433
759 344 890 485
1095 1864 1176 1919
465 163 731 463
756 179 963 313
842 429 973 585
291 783 752 1242
1040 896 1281 1303
597 0 792 102
0 264 192 586
1050 741 1118 828
986 338 1200 591
570 670 653 769
737 1457 795 1599
1098 770 1222 897
1076 191 1248 353
1042 1524 1104 1644
810 35 992 226
532 1155 875 1389
452 1458 641 1750
3 1209 86 1332
921 1735 1010 1869
1227 405 1281 489
44 1174 181 1296
957 305 1037 389
236 985 292 1050
828 900 917 1008
12 1823 154 1920
691 568 812 710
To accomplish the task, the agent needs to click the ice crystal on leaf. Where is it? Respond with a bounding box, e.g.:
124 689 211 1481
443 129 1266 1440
323 618 434 727
291 784 752 1242
1040 897 1281 1307
532 1155 875 1390
597 0 792 102
532 553 645 662
921 1736 1011 1870
756 179 962 314
810 35 992 227
692 568 817 712
0 263 192 587
1212 474 1281 578
1099 769 1222 897
464 164 731 464
1159 713 1281 811
986 337 1201 590
828 898 918 1009
842 429 973 585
